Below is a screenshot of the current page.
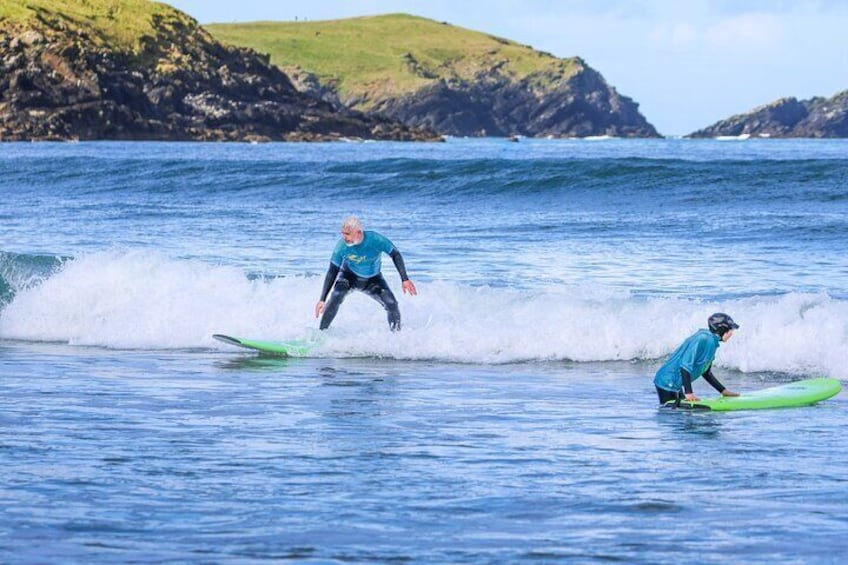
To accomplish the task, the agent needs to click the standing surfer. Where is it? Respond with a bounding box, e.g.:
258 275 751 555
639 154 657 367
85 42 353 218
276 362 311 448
315 216 417 331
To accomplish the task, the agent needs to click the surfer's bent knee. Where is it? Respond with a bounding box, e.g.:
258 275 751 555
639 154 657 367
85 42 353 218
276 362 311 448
334 277 351 292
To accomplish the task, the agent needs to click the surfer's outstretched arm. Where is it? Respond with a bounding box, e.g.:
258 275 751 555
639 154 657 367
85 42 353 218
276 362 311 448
315 262 340 318
680 368 699 401
389 249 417 295
703 367 739 397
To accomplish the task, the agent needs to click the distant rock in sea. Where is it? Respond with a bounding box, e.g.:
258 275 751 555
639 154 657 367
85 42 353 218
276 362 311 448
207 14 660 139
0 0 438 141
688 90 848 138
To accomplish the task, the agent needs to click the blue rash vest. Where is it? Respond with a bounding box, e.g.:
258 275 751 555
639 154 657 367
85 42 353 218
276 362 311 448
330 230 396 278
653 329 721 392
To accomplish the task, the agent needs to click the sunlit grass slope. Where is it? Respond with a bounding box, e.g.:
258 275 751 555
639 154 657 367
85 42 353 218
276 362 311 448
206 13 582 109
0 0 195 54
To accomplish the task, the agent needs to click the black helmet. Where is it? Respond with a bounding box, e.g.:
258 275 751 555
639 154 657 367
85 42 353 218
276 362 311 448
708 313 739 336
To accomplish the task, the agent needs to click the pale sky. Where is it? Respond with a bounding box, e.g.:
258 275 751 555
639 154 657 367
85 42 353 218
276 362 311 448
166 0 848 136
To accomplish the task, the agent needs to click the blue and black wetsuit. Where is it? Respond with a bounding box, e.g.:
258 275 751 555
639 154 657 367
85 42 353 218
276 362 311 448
653 329 727 405
318 231 410 331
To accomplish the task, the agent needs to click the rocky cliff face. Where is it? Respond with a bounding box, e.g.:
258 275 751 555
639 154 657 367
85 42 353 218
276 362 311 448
294 56 659 139
688 91 848 138
207 15 659 139
372 59 658 138
0 5 437 141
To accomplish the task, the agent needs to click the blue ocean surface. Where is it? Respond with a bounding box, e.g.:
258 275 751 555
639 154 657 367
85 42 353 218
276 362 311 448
1 138 847 563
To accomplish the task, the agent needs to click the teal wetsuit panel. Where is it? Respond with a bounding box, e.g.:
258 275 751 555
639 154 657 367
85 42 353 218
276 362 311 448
653 329 720 392
330 231 396 278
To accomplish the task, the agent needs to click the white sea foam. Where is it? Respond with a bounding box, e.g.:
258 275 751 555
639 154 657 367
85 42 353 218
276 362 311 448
1 251 846 378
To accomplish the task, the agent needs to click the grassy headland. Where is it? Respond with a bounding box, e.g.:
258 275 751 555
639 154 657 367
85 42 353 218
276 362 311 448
0 0 194 55
206 13 582 110
1 1 438 141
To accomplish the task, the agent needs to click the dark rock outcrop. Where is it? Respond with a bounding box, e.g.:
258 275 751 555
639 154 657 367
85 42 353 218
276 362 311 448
207 15 659 139
373 59 659 138
0 6 439 141
688 91 848 138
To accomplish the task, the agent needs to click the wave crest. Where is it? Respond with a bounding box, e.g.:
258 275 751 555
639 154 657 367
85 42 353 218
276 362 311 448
1 251 845 378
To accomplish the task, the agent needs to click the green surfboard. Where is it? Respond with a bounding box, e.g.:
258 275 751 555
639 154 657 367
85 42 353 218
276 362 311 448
663 377 841 411
213 334 319 357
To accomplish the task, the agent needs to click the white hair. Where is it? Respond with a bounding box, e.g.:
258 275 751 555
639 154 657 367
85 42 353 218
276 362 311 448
341 215 363 232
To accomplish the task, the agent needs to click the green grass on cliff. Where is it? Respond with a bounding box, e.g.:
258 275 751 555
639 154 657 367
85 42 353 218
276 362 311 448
0 0 194 53
206 13 582 108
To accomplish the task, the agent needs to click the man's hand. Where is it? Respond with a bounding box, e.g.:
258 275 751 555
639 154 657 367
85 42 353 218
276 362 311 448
402 280 418 296
315 301 325 318
685 393 700 402
721 389 740 397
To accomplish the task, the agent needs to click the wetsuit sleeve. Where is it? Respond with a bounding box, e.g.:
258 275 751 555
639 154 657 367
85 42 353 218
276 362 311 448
319 262 340 302
680 368 694 394
389 249 410 281
702 365 726 393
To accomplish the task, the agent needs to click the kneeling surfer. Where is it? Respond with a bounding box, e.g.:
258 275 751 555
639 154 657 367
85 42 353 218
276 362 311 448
315 216 417 331
653 313 741 406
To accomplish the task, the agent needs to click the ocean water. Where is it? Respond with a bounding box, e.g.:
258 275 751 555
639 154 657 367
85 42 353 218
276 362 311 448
1 138 847 563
